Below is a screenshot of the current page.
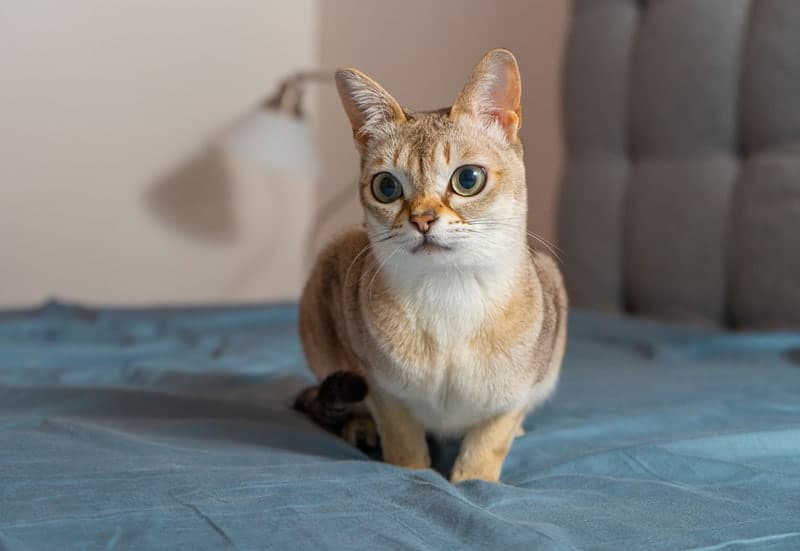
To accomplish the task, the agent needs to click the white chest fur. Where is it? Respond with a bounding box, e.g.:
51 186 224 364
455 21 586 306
365 260 543 436
373 340 523 436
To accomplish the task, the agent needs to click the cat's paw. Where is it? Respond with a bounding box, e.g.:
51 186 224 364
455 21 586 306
342 416 379 452
450 464 502 484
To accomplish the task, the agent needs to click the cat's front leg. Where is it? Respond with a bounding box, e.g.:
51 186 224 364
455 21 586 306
366 389 430 470
450 409 525 483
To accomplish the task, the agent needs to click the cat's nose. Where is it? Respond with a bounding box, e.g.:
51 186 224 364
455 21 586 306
409 210 438 233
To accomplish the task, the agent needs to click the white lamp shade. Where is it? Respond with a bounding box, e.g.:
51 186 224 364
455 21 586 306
222 109 318 181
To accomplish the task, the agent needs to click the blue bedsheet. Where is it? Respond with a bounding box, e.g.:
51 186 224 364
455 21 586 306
1 301 799 550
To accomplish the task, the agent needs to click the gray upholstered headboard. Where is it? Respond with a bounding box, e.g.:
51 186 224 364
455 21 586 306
558 0 800 329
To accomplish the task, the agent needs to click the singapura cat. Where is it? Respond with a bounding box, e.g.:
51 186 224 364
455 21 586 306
294 48 567 483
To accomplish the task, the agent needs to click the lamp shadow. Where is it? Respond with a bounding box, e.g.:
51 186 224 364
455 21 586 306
145 146 238 243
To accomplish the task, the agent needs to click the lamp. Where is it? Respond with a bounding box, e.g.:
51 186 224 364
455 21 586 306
221 69 355 268
221 71 333 182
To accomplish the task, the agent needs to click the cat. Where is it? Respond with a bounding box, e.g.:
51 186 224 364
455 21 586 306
295 48 567 483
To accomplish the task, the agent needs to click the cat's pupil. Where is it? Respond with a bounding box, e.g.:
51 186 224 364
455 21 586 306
380 176 398 198
459 169 479 189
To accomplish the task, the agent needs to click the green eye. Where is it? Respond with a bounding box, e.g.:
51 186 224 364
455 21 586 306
371 172 403 203
450 165 487 196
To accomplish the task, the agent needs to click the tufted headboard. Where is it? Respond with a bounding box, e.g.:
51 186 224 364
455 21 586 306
557 0 800 329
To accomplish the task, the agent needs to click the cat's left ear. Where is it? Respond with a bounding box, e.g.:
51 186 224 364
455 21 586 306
451 49 522 143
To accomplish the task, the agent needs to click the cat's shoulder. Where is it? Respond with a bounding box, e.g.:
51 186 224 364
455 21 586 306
529 249 563 278
529 250 568 309
303 225 372 305
320 224 369 256
313 225 371 272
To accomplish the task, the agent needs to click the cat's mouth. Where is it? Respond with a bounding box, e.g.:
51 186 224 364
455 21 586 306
410 237 451 254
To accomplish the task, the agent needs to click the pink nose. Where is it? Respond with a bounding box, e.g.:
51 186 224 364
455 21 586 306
409 210 438 233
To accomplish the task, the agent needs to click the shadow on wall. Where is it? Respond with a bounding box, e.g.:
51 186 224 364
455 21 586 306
146 147 238 243
141 138 317 301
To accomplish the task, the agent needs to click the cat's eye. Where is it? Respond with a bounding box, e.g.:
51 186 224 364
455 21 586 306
450 165 487 197
371 172 403 203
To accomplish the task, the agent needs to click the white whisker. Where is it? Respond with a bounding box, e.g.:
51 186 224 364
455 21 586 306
343 242 374 291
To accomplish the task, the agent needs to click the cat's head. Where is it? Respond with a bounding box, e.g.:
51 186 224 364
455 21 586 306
335 49 526 272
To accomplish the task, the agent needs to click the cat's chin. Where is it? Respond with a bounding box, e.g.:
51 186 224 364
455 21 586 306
410 242 452 255
406 234 454 255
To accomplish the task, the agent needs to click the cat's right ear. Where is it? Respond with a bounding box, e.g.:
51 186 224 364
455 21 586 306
335 68 406 150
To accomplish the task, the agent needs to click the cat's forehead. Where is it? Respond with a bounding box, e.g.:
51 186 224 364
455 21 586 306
396 109 453 145
363 109 501 170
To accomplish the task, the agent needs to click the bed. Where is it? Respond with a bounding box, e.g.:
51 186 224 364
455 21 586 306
3 1 800 549
1 301 799 550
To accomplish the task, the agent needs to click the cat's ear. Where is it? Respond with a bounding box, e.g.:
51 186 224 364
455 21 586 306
451 49 522 143
335 68 406 150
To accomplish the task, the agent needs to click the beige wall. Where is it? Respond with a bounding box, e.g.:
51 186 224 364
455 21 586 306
0 1 316 307
0 1 568 307
312 0 570 256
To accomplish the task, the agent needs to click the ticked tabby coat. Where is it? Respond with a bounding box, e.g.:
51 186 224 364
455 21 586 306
296 49 567 483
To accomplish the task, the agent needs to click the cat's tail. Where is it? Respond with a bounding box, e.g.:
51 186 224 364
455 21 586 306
293 371 368 430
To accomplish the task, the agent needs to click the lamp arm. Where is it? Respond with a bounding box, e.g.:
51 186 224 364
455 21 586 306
262 71 335 118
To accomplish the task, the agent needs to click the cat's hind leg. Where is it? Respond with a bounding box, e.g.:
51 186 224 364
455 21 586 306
341 406 379 453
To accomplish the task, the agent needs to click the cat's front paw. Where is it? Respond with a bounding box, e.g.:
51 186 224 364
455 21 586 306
450 464 502 484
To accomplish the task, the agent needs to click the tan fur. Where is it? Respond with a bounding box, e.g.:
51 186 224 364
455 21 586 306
299 49 567 482
451 409 525 483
